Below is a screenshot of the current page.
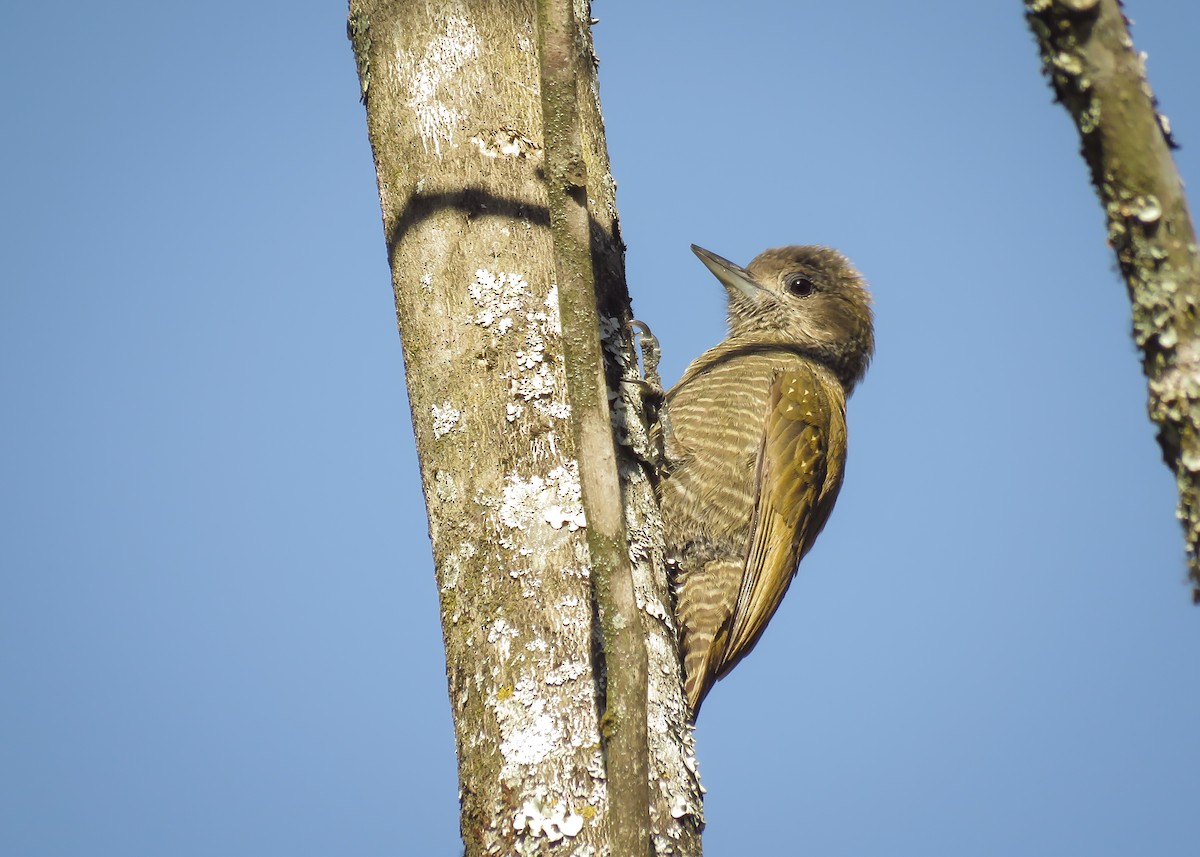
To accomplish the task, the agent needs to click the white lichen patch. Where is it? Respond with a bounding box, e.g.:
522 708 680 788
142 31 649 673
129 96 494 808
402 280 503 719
543 660 588 687
537 400 571 420
436 557 459 594
498 703 559 771
682 728 701 779
431 400 462 438
515 350 541 370
513 794 585 843
495 465 585 548
469 268 529 333
546 464 583 521
496 679 564 782
507 565 542 598
496 475 544 530
545 505 586 531
543 285 562 335
641 596 673 628
598 314 628 367
508 290 568 416
471 276 569 424
515 328 545 370
402 12 480 156
508 364 573 420
586 751 606 781
487 617 519 662
468 128 541 159
436 542 473 605
669 793 696 820
509 363 556 401
554 595 586 628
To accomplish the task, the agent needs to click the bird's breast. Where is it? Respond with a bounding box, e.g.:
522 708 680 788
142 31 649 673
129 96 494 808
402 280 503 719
658 348 836 551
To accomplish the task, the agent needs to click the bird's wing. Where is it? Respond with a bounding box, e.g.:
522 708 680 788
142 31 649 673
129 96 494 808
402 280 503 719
715 365 846 679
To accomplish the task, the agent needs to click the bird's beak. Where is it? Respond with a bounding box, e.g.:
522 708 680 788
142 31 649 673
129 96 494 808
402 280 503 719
691 244 767 302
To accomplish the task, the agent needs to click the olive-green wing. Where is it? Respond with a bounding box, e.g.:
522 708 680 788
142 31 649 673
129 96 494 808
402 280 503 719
715 366 846 680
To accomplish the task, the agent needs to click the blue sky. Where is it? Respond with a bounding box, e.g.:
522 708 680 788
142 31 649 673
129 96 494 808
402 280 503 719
3 2 1199 855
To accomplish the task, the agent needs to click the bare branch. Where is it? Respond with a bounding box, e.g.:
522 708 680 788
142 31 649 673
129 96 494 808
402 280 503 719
1025 0 1200 600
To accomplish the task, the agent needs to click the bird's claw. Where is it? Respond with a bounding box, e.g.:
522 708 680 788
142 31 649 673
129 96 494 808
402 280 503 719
629 320 664 397
626 319 682 477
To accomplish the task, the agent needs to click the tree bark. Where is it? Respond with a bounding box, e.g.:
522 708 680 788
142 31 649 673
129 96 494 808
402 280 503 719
535 0 651 853
347 1 703 854
1025 0 1200 601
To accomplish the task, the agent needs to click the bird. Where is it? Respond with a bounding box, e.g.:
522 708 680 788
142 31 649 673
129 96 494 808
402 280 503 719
655 243 874 716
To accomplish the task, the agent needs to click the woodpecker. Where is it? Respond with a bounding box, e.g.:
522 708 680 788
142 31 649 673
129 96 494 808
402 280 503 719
657 244 874 715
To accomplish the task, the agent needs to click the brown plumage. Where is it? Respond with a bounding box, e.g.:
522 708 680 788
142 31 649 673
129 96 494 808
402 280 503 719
657 244 874 715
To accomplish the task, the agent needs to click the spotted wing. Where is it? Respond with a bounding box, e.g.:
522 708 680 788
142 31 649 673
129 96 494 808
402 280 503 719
714 365 847 680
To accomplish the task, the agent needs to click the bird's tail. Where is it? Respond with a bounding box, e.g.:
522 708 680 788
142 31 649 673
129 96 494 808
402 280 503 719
677 558 742 716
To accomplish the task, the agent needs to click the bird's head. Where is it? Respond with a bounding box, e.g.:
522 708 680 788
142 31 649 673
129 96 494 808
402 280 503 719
691 243 875 392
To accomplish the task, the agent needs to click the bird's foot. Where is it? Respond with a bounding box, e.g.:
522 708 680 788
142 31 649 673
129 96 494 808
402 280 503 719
625 320 683 477
629 320 664 396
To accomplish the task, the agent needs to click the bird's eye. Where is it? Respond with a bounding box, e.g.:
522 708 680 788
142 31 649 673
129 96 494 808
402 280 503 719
786 274 815 297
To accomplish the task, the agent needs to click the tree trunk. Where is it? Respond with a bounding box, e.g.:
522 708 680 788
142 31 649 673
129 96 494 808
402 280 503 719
347 2 703 854
1025 0 1200 601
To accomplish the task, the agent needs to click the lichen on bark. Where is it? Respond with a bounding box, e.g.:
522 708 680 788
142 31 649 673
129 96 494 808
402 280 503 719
348 1 703 854
1026 0 1200 600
